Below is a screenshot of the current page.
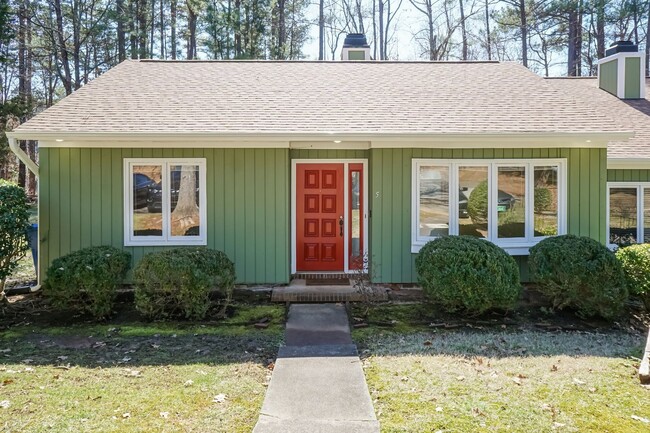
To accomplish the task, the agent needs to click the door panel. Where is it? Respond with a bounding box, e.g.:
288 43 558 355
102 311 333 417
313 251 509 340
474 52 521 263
297 163 344 271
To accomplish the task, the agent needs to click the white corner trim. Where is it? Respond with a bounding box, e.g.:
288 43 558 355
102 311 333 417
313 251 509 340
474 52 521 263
598 50 646 99
123 158 207 247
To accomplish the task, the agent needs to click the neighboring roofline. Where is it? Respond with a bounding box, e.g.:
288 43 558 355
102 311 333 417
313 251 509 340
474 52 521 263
607 158 650 169
5 131 632 148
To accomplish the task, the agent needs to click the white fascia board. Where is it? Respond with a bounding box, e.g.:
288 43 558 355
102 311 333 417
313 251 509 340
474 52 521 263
6 131 632 148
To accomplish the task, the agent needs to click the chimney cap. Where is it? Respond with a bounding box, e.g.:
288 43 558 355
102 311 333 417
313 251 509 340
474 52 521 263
605 40 638 56
343 33 369 48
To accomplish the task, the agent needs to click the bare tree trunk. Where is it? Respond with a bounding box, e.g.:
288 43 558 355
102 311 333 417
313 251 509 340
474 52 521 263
485 0 491 60
117 0 126 61
372 0 377 59
459 0 468 60
53 0 73 94
646 7 650 76
519 0 527 67
318 0 324 60
170 0 177 59
186 2 197 60
378 0 384 59
159 0 165 58
596 0 605 59
234 0 241 57
138 0 148 58
150 0 155 56
130 0 138 58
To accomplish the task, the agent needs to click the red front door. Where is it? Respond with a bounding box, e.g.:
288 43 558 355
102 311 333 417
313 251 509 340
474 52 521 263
296 163 345 271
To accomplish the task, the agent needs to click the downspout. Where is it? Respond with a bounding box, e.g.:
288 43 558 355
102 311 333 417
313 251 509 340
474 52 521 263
8 136 41 292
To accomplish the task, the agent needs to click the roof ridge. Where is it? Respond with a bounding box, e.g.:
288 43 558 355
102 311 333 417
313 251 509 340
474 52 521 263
135 59 502 64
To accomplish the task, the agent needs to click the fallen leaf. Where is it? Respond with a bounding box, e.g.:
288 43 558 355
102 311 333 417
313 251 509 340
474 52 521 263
512 377 523 385
456 376 465 381
423 341 432 346
435 406 443 412
213 394 227 404
159 412 169 418
551 365 558 372
2 379 14 386
631 415 650 423
0 400 10 409
122 412 130 419
552 422 566 429
573 378 586 385
57 356 68 361
184 380 193 387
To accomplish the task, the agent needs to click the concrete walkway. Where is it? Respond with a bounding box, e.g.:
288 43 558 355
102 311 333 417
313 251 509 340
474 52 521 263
253 304 380 433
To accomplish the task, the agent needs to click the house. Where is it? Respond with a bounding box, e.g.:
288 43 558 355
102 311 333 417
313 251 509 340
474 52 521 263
7 36 648 286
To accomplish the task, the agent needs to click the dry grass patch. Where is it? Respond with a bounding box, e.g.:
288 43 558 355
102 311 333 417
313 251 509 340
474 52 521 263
359 330 650 433
0 304 284 433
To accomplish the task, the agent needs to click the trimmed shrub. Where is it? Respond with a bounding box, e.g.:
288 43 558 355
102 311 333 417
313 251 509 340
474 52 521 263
0 180 30 298
45 246 131 319
529 235 628 320
616 244 650 310
415 236 521 315
134 248 235 320
467 180 488 224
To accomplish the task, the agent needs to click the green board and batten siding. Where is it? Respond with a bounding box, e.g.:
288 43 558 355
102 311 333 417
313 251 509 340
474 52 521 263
39 145 607 285
39 147 290 284
608 169 650 182
624 57 641 99
370 148 608 283
599 59 618 96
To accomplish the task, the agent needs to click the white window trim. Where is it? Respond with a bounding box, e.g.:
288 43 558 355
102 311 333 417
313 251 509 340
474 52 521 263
124 158 207 246
411 159 567 255
606 182 650 249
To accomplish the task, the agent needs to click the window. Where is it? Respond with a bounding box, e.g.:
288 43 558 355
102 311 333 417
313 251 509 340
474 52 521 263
412 159 567 254
607 183 650 247
124 159 207 246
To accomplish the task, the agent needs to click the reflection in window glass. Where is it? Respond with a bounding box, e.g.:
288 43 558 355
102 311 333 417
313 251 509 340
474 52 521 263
351 171 361 258
170 165 201 237
132 165 162 237
497 166 526 238
459 166 488 238
419 166 449 237
609 188 637 246
534 166 558 236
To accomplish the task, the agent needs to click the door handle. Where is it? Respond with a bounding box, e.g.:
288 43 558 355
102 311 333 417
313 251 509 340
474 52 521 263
339 216 344 237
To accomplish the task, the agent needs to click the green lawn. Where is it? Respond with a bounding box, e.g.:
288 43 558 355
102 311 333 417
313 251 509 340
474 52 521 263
0 304 284 433
356 322 650 432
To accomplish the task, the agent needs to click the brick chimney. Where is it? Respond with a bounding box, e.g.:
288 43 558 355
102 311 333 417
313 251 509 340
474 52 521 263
598 41 646 99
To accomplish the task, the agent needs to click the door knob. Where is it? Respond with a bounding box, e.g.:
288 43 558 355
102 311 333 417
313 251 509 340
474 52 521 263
339 216 344 237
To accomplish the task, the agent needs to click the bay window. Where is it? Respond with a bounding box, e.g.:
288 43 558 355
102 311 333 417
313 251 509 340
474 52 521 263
412 159 567 254
124 158 207 246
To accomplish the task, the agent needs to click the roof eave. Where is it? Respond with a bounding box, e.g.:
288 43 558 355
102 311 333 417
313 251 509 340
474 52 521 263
5 130 633 149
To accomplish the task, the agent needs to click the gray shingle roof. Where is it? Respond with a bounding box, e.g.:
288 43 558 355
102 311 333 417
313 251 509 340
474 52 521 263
545 77 650 160
15 60 624 136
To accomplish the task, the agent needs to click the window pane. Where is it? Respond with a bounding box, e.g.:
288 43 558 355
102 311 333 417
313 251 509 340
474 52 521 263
645 189 650 243
419 166 449 237
132 165 162 237
459 166 488 238
351 171 361 258
170 165 201 237
497 166 526 238
609 187 637 246
534 166 558 236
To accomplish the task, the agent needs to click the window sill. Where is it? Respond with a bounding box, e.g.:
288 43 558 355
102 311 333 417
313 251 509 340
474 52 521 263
125 239 207 247
411 242 536 255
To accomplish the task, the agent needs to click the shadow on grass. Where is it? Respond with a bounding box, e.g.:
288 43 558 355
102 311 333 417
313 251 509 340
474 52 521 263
0 295 285 369
351 303 647 360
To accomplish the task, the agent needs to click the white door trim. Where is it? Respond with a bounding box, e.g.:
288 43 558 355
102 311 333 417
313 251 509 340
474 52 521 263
291 159 369 274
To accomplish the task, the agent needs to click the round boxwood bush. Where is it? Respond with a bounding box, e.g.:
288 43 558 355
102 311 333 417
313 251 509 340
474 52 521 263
134 248 235 320
45 246 131 319
616 244 650 310
529 235 628 320
415 235 521 315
